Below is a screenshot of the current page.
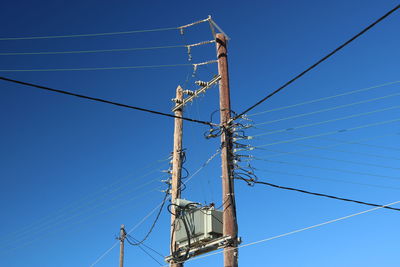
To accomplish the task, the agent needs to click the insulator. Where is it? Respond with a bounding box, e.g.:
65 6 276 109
161 179 172 184
171 98 183 104
195 80 208 87
183 90 195 96
162 169 172 174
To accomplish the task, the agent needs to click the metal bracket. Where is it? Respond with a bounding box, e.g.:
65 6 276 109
164 235 237 263
172 75 221 112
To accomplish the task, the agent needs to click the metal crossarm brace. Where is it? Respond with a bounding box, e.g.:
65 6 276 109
172 75 221 112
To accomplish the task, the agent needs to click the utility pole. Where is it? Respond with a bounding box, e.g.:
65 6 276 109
170 86 184 267
119 224 126 267
216 33 238 267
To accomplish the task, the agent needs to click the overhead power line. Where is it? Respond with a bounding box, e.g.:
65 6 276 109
0 18 210 41
0 40 215 56
0 76 214 126
253 105 400 136
235 4 400 119
247 80 400 117
250 180 400 212
253 92 400 127
0 45 186 56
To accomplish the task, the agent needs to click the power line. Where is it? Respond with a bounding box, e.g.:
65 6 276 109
235 4 400 119
0 63 192 72
163 199 400 266
0 40 215 56
252 132 400 161
0 76 214 126
250 180 400 212
247 80 400 117
255 168 400 191
0 45 186 56
125 235 163 266
250 117 400 148
0 18 210 41
252 92 400 127
253 147 400 170
253 105 400 137
0 155 170 245
254 157 400 181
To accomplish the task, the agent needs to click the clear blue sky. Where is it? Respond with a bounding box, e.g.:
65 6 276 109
1 1 400 266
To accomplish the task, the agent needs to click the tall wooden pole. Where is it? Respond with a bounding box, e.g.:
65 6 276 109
170 86 184 267
119 224 126 267
216 33 238 267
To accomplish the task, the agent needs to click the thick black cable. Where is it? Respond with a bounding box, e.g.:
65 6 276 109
235 4 400 119
0 76 214 126
252 180 400 212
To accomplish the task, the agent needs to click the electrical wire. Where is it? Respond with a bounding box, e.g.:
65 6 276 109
0 63 193 72
124 187 170 246
247 80 400 117
252 132 400 161
235 4 400 119
0 45 186 56
0 18 210 41
252 92 400 127
250 117 400 148
249 180 400 212
255 168 400 191
253 105 400 137
254 157 400 181
89 198 167 267
0 155 170 244
0 76 215 126
3 185 164 255
125 235 164 266
253 147 400 170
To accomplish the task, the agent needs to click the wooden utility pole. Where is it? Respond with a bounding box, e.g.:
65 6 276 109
216 33 238 267
170 86 184 267
119 224 126 267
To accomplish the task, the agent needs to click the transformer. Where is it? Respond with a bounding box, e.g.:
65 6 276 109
174 207 223 249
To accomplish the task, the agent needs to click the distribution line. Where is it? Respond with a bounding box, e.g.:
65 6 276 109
1 177 163 248
0 155 169 243
252 92 400 127
247 80 400 117
252 147 400 170
2 185 164 255
0 40 215 56
0 76 215 126
254 158 400 180
235 4 400 119
252 118 400 148
0 18 210 41
164 199 400 266
283 132 400 153
0 63 192 72
253 105 400 137
255 168 400 191
0 45 186 56
251 132 400 161
251 180 400 212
